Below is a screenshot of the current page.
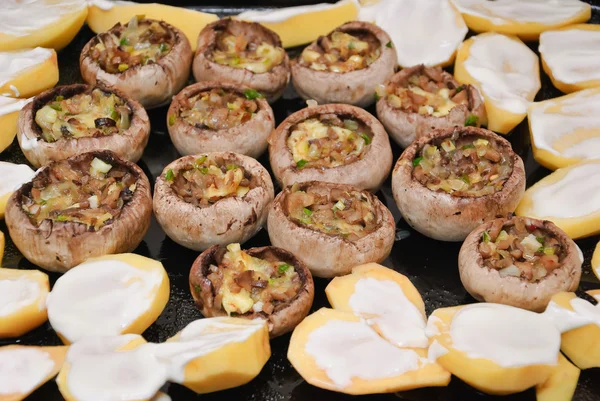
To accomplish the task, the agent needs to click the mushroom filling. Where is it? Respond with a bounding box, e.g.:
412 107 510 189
178 88 258 130
167 155 253 207
376 67 470 118
285 184 378 240
21 157 137 230
90 16 175 74
34 89 132 142
413 134 512 197
211 28 285 74
479 219 565 282
204 243 301 316
287 114 372 169
299 30 381 73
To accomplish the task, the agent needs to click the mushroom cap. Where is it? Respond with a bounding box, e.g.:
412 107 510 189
80 19 192 109
4 150 152 273
17 84 150 168
268 103 393 192
166 81 275 159
458 216 582 312
153 151 274 251
267 181 396 278
376 65 486 148
189 244 315 338
192 18 290 103
291 21 397 107
391 126 526 242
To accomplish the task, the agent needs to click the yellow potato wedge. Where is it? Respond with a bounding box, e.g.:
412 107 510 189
0 231 4 266
535 353 580 401
0 268 49 338
592 242 600 281
0 345 68 401
0 99 34 154
0 48 58 98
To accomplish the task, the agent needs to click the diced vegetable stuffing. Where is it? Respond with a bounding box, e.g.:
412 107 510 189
90 16 175 74
479 217 565 282
287 113 372 169
168 155 253 207
204 243 301 316
413 132 513 197
20 155 137 230
35 89 132 142
179 88 258 130
300 30 381 73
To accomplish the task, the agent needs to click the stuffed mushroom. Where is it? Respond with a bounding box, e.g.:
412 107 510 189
4 150 152 273
189 243 314 338
267 181 395 278
166 81 274 158
268 103 392 192
291 21 397 107
17 84 150 168
459 215 582 312
80 16 192 109
153 152 274 251
376 65 486 148
392 126 525 242
192 18 290 103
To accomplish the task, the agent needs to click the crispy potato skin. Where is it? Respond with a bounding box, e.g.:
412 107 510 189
153 152 274 251
391 126 526 242
167 81 275 159
268 103 393 192
267 181 396 278
80 19 192 109
4 150 152 273
192 18 290 103
458 217 581 312
291 21 397 107
189 245 315 338
18 84 150 168
376 65 486 148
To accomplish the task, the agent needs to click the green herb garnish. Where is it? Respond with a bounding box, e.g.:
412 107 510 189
159 43 168 53
482 231 490 243
536 236 545 244
50 103 62 111
386 41 393 48
412 156 423 167
460 174 470 184
199 167 209 174
303 207 312 217
226 164 236 171
296 159 308 168
455 85 464 94
278 264 291 274
195 155 207 167
55 95 64 101
465 114 479 127
168 114 176 126
119 37 129 46
244 89 263 100
359 133 372 145
193 285 202 294
462 144 475 149
118 63 129 72
374 92 381 101
165 169 175 181
56 215 68 222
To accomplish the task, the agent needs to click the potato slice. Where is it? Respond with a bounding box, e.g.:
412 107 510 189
451 0 591 41
47 253 170 344
0 0 87 51
357 0 467 68
87 2 218 52
161 317 271 394
0 231 4 266
0 99 34 154
56 334 165 401
527 88 600 170
515 160 600 239
426 304 559 395
325 263 428 348
540 24 600 94
545 291 600 370
535 353 580 401
0 345 67 401
0 268 49 338
236 0 359 49
454 32 541 134
0 48 58 98
593 242 600 281
288 308 450 395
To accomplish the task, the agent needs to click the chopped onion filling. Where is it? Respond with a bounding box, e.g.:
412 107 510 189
287 114 372 169
21 156 137 230
35 89 132 142
212 30 285 74
203 243 301 316
90 16 175 74
300 30 381 73
413 133 512 197
379 67 470 117
285 184 378 240
168 155 253 207
479 218 564 282
179 88 258 130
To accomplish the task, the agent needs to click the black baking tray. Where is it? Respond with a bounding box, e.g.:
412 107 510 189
2 1 600 400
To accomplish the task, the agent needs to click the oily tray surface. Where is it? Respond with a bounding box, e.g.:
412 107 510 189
2 1 600 400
